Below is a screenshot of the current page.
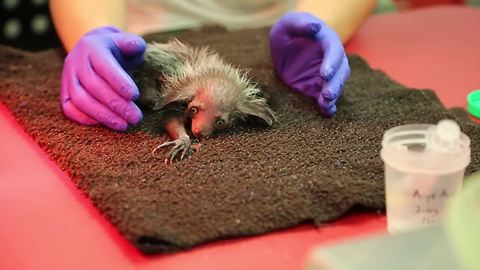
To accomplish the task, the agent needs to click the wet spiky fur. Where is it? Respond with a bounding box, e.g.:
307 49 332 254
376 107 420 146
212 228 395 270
133 39 276 129
131 39 276 163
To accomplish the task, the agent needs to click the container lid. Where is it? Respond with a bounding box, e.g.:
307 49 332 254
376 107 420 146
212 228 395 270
467 90 480 118
381 120 471 174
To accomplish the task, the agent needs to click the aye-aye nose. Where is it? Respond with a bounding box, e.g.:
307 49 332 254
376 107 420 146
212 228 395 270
192 128 205 138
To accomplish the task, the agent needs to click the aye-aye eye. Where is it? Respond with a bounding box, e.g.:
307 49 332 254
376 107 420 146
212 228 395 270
215 119 226 129
188 106 198 115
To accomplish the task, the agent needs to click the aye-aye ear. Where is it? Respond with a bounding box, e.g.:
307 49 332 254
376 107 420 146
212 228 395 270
238 100 276 126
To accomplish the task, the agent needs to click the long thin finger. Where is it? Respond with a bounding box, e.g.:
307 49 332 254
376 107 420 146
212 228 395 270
169 153 176 164
152 144 165 155
158 141 176 148
180 146 190 160
169 145 185 163
171 147 184 159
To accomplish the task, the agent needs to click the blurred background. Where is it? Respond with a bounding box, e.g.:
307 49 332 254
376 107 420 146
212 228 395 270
0 0 479 52
0 0 59 51
376 0 480 13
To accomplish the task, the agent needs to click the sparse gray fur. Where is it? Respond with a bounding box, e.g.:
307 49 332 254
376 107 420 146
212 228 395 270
131 39 276 126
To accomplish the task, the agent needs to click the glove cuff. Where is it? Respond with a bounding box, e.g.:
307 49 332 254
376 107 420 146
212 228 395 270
85 26 123 37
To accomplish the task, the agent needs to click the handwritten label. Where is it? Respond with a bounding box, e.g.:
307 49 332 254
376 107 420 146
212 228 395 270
411 188 457 225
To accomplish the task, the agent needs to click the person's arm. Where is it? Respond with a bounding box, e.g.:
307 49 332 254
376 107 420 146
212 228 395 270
49 0 127 51
296 0 378 43
51 0 146 131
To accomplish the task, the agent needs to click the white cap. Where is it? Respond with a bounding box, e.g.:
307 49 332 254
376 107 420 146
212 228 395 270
381 120 470 174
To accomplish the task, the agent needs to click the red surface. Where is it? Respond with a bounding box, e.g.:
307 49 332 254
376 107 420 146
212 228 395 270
1 6 479 270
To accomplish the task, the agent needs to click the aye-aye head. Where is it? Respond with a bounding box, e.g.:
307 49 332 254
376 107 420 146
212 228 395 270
185 74 276 138
158 69 276 139
154 41 276 138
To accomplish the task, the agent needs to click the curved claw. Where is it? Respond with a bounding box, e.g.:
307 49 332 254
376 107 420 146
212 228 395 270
169 145 186 163
152 140 175 155
158 141 176 148
153 137 195 164
180 146 189 160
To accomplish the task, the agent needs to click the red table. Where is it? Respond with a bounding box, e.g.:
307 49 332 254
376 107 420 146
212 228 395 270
1 6 479 270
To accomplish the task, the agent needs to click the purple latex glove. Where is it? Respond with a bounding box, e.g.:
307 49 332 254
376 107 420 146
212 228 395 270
60 26 146 131
269 12 350 116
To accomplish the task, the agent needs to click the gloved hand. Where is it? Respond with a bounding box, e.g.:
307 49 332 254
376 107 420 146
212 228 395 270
61 26 146 131
269 12 350 116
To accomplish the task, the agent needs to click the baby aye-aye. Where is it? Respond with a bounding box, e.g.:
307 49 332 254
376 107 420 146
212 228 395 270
131 39 276 163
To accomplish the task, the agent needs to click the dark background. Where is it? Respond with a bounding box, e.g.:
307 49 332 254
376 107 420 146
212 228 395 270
0 0 60 51
0 0 473 52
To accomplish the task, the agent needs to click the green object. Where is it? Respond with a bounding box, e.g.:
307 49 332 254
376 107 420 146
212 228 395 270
374 0 397 14
468 0 480 6
445 172 480 270
467 90 480 118
306 173 480 270
306 224 463 270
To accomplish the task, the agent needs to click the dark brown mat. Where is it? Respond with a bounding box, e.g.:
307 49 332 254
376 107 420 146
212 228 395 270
1 27 479 254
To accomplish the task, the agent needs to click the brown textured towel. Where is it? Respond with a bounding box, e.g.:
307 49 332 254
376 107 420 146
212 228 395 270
0 27 478 254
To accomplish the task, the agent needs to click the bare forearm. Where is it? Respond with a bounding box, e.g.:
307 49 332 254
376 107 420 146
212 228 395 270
49 0 126 52
296 0 377 43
